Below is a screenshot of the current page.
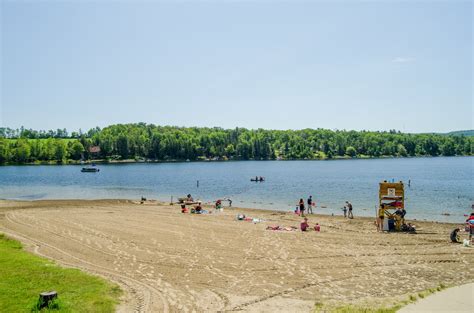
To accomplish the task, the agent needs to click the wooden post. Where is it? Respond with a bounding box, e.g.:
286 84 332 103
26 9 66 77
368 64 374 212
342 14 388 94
38 291 57 309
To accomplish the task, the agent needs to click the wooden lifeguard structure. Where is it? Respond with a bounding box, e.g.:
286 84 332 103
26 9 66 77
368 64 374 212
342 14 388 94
379 181 405 231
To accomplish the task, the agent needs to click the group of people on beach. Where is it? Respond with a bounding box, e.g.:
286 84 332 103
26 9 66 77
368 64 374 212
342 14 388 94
296 196 316 216
452 212 474 244
181 201 202 214
295 197 354 220
341 201 353 219
300 217 320 232
180 194 233 214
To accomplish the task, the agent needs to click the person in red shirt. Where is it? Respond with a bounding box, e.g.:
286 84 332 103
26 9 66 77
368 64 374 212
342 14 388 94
300 217 309 231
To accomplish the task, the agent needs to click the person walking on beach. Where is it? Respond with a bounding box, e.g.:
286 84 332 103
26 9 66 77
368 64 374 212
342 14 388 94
299 199 305 217
307 196 313 214
346 201 353 219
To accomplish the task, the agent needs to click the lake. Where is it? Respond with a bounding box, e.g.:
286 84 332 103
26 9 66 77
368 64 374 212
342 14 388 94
0 157 472 223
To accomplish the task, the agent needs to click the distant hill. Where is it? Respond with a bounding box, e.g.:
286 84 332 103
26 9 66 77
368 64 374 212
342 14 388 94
445 130 474 137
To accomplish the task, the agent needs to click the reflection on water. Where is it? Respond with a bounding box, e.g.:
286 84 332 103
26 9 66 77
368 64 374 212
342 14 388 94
0 157 472 222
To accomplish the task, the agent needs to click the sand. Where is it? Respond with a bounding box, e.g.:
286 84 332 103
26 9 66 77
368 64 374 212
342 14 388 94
0 199 473 312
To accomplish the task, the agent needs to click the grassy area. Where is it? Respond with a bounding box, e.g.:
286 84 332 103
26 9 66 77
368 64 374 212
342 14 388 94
0 234 121 312
314 283 447 313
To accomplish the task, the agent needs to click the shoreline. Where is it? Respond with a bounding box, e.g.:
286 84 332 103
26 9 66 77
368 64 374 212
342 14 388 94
1 154 472 166
1 198 469 225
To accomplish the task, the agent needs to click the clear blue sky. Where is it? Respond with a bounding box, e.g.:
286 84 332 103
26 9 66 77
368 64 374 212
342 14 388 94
1 0 472 133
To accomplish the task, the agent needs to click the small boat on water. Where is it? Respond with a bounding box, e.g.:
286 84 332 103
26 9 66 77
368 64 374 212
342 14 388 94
81 167 100 172
250 177 265 182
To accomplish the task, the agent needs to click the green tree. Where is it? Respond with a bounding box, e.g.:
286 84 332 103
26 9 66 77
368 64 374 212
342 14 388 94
0 139 10 163
116 135 129 159
69 141 85 160
14 139 31 163
441 139 456 156
345 146 357 157
397 144 408 157
54 140 68 162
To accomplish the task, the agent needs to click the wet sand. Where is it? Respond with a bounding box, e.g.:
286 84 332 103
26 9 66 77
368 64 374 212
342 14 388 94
0 199 473 312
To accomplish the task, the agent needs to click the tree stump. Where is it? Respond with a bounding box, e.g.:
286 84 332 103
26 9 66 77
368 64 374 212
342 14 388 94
38 291 57 309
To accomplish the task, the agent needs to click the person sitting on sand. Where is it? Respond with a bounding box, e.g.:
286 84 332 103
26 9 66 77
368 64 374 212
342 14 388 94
404 223 416 233
194 201 202 214
450 228 461 243
181 204 188 213
301 217 309 231
314 223 320 232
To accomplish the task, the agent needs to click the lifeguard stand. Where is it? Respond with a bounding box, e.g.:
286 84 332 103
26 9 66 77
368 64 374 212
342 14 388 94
379 181 405 231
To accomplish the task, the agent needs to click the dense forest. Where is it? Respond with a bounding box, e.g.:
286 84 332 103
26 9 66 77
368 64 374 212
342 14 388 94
0 124 472 164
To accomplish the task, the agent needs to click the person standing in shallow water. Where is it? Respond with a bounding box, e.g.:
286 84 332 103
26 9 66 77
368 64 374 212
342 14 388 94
346 201 353 219
307 196 313 214
299 199 305 217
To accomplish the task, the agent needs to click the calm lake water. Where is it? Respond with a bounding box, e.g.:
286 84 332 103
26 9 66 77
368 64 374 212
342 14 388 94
0 157 472 223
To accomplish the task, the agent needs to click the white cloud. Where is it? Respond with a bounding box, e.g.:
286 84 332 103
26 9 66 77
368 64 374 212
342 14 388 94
392 57 414 63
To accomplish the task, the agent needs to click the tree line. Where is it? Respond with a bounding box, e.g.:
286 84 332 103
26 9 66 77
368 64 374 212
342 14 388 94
0 123 472 164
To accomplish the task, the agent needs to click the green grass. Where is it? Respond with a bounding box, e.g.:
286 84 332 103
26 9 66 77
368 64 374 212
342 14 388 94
0 234 121 312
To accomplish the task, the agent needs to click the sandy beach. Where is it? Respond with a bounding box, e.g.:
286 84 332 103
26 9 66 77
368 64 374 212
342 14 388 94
0 199 473 312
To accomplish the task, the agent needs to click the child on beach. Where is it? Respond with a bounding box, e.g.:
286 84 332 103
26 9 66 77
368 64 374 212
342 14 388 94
300 217 309 231
450 228 460 243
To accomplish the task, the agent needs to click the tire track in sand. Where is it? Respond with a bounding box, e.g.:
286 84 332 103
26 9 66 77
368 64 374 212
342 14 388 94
2 212 169 313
